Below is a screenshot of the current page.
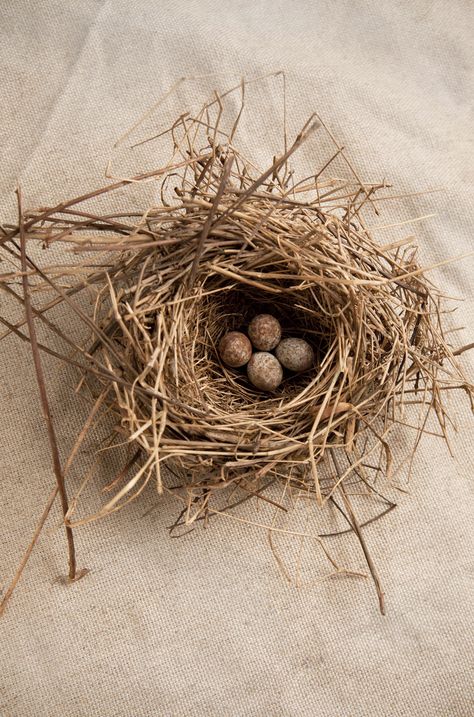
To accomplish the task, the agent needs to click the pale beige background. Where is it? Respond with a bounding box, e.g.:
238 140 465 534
1 2 473 716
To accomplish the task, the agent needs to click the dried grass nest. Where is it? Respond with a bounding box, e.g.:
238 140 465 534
1 77 472 613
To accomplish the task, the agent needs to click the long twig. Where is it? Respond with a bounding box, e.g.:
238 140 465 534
188 154 234 286
0 486 59 617
17 187 78 581
332 452 385 614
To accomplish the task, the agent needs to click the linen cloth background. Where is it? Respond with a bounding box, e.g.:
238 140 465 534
1 1 473 715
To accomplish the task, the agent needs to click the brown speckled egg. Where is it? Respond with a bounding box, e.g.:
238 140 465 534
247 352 283 391
248 314 282 351
276 338 314 372
219 331 252 368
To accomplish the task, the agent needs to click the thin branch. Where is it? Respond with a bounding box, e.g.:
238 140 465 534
332 452 385 614
0 487 58 617
17 187 78 581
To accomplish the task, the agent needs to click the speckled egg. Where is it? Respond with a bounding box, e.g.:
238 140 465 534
218 331 252 368
248 314 282 351
247 352 283 391
276 338 314 372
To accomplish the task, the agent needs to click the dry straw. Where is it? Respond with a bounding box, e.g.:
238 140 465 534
1 74 472 614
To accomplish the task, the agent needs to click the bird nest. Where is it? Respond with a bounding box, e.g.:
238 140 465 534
1 76 472 613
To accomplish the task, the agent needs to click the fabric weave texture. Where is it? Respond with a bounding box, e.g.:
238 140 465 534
0 2 473 716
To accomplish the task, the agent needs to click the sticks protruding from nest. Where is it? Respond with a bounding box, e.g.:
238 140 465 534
17 187 78 582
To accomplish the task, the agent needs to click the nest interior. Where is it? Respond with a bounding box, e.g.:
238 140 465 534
1 77 472 610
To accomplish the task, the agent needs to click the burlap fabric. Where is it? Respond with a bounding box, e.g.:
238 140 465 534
1 2 473 715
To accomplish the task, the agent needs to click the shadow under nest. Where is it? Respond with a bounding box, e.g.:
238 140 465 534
1 81 472 614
